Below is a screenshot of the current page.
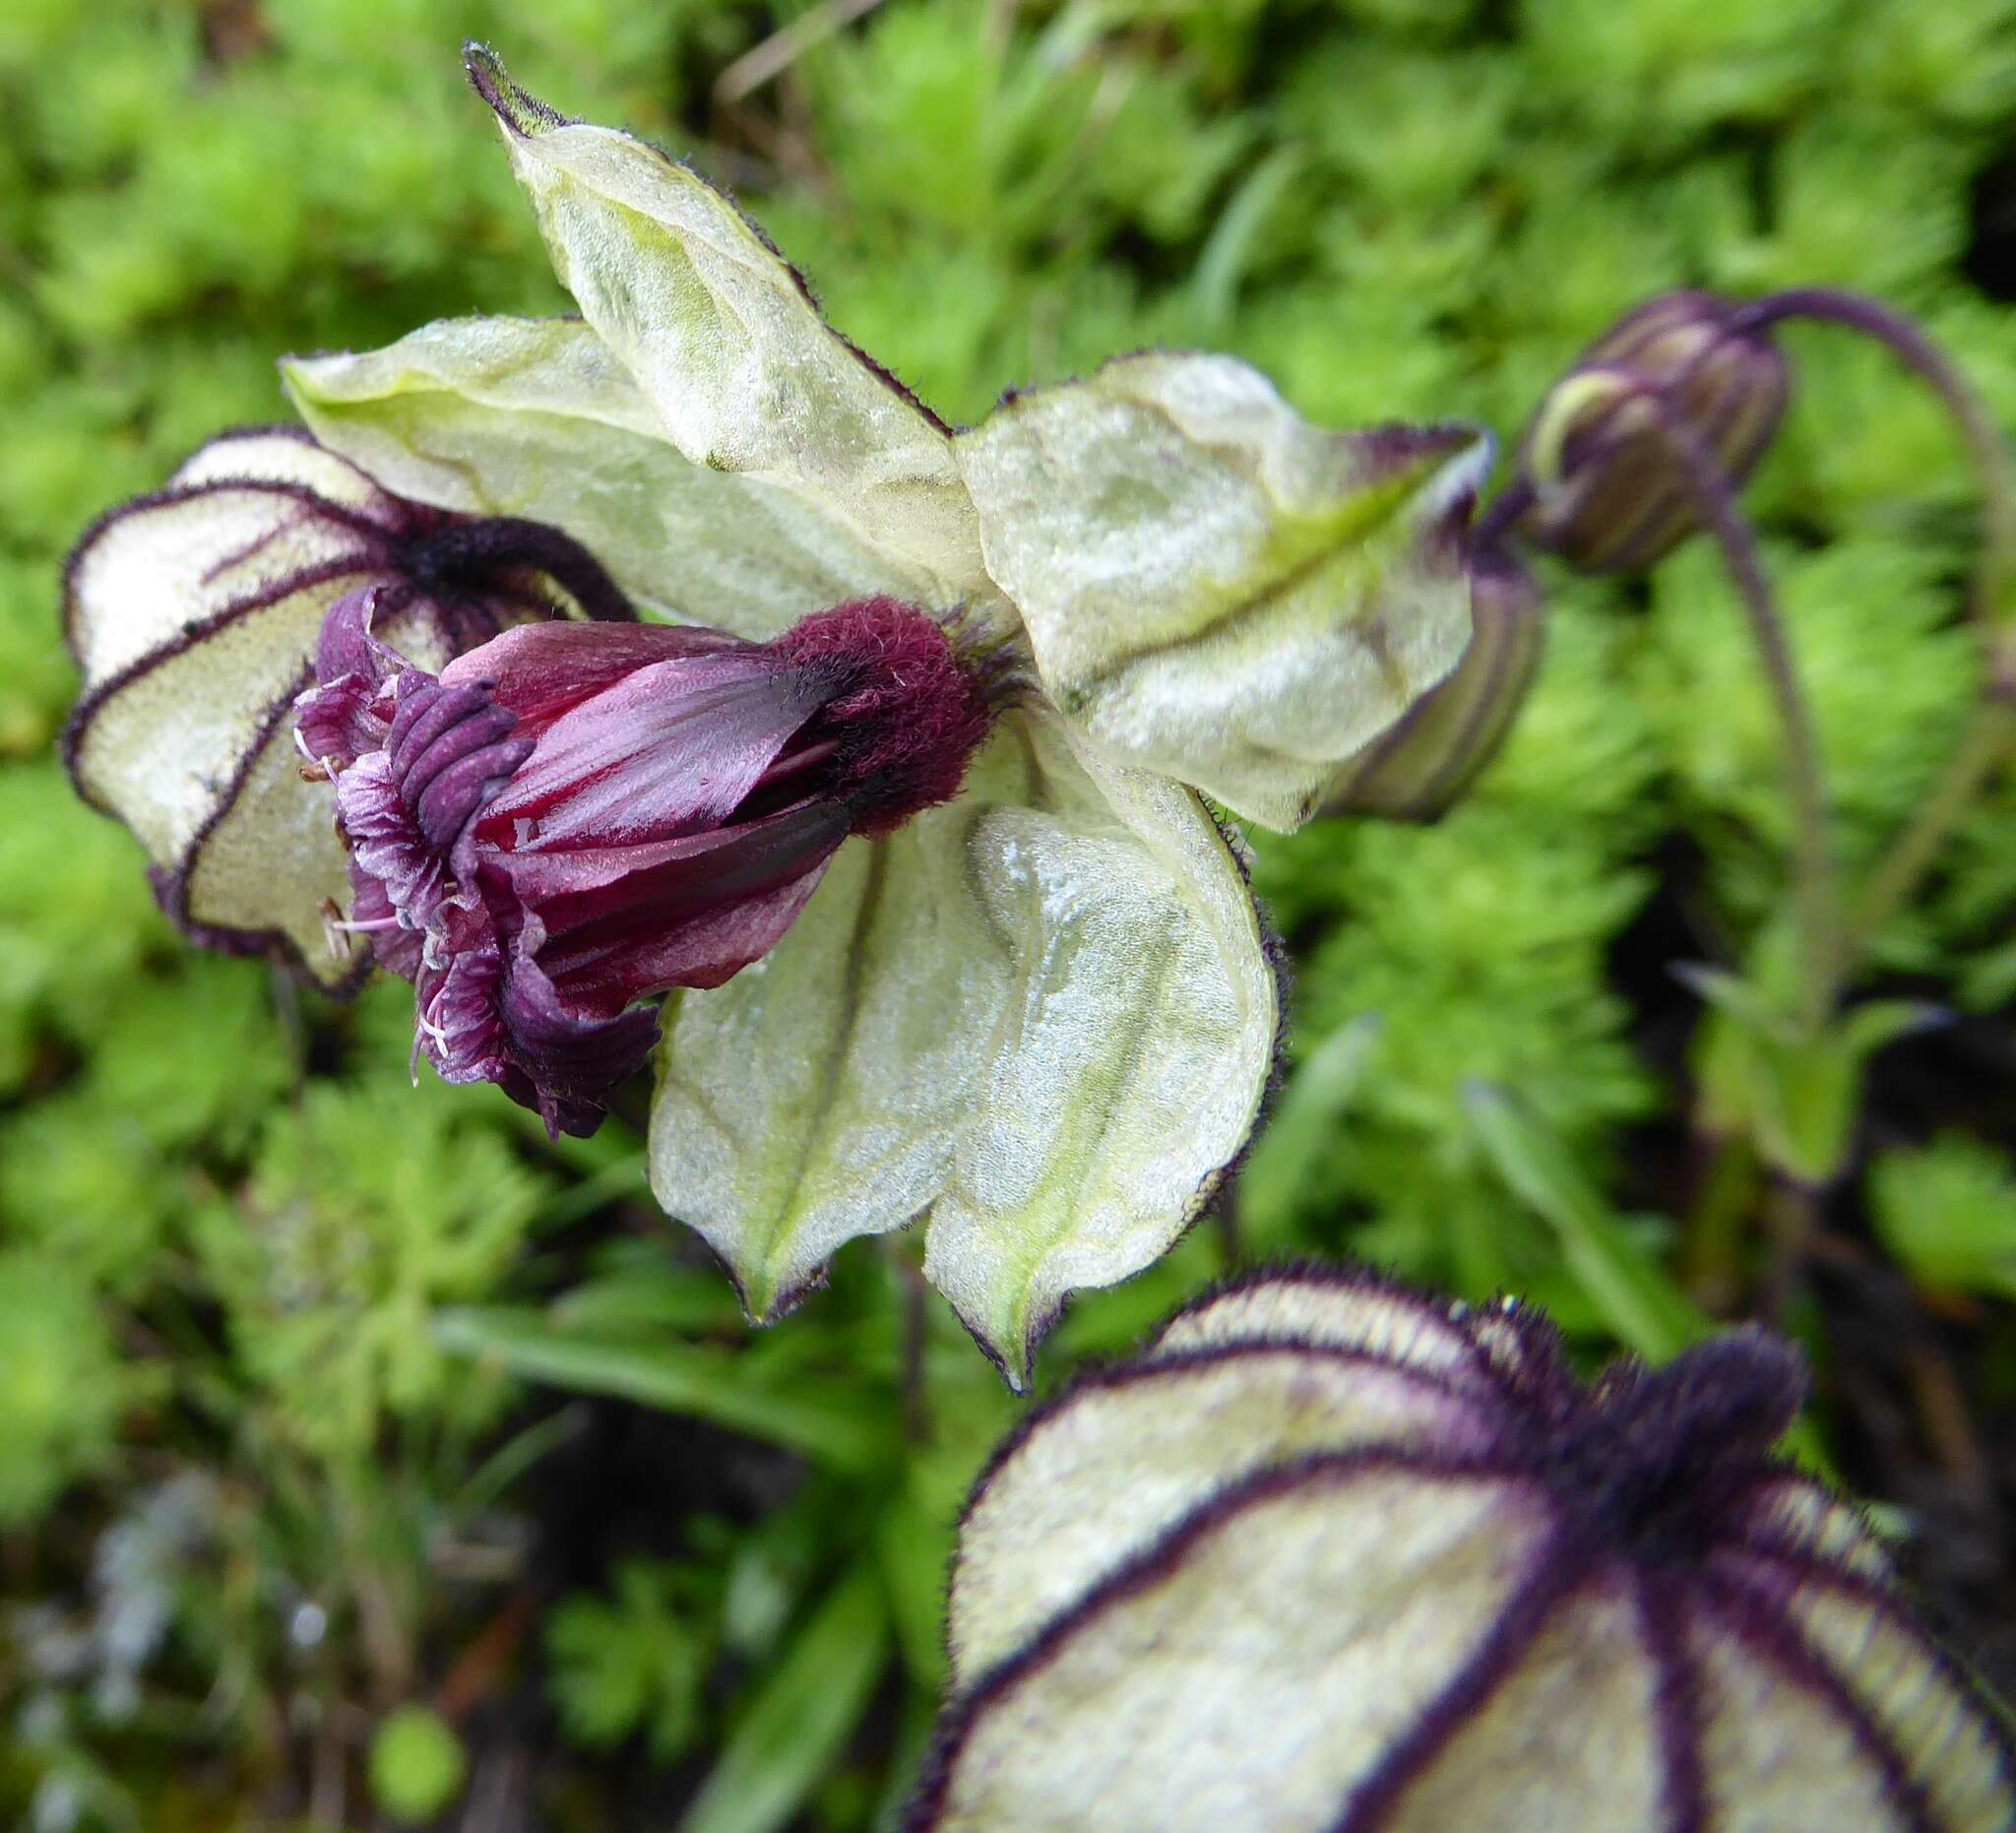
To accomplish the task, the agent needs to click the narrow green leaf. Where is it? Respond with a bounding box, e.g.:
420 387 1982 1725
1463 1085 1834 1478
679 1562 891 1833
1236 1017 1380 1247
876 1487 954 1692
551 1262 748 1337
1192 145 1306 332
434 1307 888 1474
1463 1083 1707 1362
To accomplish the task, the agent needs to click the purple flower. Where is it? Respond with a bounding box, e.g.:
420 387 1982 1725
62 427 630 985
296 594 995 1137
915 1267 2015 1829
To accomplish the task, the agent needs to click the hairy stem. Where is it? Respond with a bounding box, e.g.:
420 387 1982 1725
1471 476 1537 557
1735 289 2016 958
1650 408 1840 1023
1735 290 2015 639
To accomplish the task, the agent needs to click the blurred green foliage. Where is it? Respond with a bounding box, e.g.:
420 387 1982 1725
3 0 2014 1824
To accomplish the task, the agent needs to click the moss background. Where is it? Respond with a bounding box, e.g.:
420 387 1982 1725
4 0 2016 1825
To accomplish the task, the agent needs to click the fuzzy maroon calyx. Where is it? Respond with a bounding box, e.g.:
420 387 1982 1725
773 597 996 837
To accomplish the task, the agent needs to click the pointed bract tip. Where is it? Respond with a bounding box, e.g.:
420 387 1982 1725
462 42 568 137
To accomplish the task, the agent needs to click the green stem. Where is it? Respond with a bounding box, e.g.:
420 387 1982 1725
1652 409 1841 1024
1680 1129 1760 1313
1852 697 2016 946
1736 290 2016 966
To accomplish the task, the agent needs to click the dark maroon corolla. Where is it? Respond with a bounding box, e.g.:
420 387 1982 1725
296 592 996 1136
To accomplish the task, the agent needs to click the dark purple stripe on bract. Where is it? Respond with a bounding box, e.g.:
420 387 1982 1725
151 663 374 996
1696 1566 1940 1833
1140 1262 1574 1415
61 552 384 807
57 428 386 655
946 1335 1501 1666
906 1446 1542 1832
1633 1568 1710 1833
1327 1531 1589 1833
1710 1547 2016 1817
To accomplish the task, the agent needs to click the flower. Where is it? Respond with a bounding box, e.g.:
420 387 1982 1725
63 426 631 986
295 591 994 1138
1517 290 1790 576
64 47 1490 1381
914 1266 2015 1829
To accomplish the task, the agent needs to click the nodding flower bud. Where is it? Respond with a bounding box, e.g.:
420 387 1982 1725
1319 544 1544 822
295 594 996 1139
1520 291 1790 576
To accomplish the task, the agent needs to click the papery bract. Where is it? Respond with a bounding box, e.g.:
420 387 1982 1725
1320 544 1544 821
63 42 1498 1381
955 359 1491 830
913 1267 2015 1829
63 427 629 986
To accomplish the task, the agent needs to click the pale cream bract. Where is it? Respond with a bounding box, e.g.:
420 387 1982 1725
72 46 1489 1381
956 358 1489 828
915 1269 2016 1826
63 430 551 988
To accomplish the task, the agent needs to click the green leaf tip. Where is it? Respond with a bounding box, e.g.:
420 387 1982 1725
462 42 570 139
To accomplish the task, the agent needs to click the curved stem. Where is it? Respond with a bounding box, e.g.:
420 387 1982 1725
1471 476 1537 557
1733 290 2016 961
1733 290 2015 641
1650 408 1840 1023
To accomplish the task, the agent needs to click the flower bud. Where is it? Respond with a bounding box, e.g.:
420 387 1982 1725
914 1267 2014 1831
1318 545 1543 821
1521 291 1790 576
61 428 630 987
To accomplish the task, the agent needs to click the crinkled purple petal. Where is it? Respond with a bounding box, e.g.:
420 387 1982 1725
344 865 426 980
333 751 460 938
313 599 995 1138
413 908 513 1087
494 953 662 1139
314 584 410 686
295 590 413 770
501 799 851 1009
384 680 533 853
441 618 756 734
478 653 825 847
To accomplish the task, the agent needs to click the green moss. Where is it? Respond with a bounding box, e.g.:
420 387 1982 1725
0 1249 125 1526
3 0 2013 1814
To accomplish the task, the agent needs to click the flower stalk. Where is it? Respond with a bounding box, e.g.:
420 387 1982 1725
1723 291 2016 968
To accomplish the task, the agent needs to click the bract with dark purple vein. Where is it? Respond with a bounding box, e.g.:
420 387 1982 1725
912 1265 2016 1831
1320 544 1544 821
62 426 631 988
1520 290 1790 577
